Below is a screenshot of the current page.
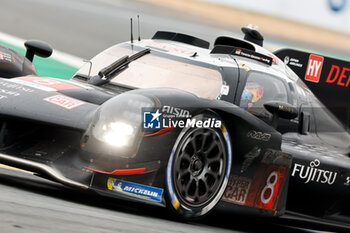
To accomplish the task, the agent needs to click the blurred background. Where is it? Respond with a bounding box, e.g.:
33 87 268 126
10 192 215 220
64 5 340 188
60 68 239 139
2 0 350 78
1 0 350 59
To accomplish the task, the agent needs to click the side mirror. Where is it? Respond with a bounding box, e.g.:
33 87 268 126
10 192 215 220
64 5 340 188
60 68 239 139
24 40 53 62
299 112 310 135
264 101 298 128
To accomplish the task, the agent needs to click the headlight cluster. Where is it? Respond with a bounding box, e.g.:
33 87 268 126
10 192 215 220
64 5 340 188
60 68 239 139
83 92 155 156
102 122 134 147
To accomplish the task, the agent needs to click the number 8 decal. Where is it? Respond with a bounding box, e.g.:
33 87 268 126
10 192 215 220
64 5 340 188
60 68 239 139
261 171 278 204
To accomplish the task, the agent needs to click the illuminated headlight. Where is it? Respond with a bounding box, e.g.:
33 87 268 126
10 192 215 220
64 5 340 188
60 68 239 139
102 122 134 147
83 93 155 157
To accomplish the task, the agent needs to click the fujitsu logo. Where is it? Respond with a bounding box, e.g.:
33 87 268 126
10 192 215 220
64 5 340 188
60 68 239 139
291 159 337 185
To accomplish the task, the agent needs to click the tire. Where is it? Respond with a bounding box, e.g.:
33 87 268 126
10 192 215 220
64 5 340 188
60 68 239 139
166 113 232 219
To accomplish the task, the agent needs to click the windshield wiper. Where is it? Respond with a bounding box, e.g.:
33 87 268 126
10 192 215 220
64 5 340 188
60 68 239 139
89 48 150 85
98 55 129 80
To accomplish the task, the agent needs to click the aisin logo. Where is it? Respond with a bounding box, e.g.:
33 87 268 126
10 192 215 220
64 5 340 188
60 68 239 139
143 110 161 129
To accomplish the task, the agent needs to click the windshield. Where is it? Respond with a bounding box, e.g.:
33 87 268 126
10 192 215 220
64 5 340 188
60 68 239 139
76 44 223 99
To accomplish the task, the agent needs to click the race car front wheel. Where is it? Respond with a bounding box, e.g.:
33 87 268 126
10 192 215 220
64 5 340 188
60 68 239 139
166 113 232 219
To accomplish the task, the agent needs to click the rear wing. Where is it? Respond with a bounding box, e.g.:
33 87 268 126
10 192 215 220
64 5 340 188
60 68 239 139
274 48 350 129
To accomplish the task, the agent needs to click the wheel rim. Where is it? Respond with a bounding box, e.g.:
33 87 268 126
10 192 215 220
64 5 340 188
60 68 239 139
173 128 227 207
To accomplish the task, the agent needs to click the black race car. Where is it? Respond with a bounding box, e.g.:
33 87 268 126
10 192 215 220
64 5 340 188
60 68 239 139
0 27 349 227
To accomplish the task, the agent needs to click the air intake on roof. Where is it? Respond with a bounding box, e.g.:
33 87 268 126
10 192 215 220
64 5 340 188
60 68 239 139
214 36 255 51
152 31 210 49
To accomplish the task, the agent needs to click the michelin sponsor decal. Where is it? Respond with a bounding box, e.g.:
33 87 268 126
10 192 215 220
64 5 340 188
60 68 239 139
107 178 163 202
292 159 337 185
143 105 222 130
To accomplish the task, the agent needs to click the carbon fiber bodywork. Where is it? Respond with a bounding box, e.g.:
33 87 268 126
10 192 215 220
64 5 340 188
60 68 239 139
0 36 349 226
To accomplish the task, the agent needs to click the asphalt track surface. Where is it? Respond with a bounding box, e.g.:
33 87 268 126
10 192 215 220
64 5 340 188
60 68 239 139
1 166 335 233
0 0 344 232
